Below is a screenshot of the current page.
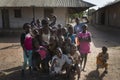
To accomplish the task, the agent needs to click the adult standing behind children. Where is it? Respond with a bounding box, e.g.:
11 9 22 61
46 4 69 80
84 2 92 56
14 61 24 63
74 17 89 35
77 24 91 71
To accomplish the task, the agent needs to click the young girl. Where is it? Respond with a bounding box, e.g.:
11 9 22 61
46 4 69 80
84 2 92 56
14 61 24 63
96 46 109 74
20 23 32 75
77 24 91 71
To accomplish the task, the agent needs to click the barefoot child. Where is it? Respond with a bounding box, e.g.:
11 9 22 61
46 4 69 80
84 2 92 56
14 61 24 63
77 24 91 71
68 44 81 80
96 46 109 74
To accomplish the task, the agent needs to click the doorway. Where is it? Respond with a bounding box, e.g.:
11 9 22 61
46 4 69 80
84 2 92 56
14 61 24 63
1 8 10 29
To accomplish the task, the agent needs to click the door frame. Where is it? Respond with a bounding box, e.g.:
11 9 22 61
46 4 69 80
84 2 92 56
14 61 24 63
1 8 10 29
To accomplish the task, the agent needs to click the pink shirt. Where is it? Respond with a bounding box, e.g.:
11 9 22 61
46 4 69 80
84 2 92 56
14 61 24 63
78 31 91 54
37 46 47 60
24 33 32 50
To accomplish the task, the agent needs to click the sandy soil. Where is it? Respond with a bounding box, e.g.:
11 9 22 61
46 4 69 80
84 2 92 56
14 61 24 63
0 25 120 80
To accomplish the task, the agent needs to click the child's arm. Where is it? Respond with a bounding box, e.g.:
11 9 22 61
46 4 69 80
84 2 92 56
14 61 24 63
51 58 57 69
20 33 29 57
97 53 103 61
105 53 109 62
107 53 109 60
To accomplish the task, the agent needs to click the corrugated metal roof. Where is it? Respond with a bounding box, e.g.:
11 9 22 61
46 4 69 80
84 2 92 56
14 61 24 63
0 0 95 7
104 0 120 7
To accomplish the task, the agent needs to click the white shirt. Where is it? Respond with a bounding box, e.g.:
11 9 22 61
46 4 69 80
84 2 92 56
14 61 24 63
51 54 71 73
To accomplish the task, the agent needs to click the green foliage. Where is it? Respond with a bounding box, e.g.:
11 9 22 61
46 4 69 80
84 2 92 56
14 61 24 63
69 12 85 19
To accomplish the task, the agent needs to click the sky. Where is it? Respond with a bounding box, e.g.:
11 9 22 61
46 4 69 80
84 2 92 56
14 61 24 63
84 0 115 9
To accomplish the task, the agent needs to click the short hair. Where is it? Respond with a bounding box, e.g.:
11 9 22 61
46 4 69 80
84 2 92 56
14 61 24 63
75 17 80 20
56 47 63 54
41 19 49 26
82 24 88 29
23 23 31 30
102 46 108 51
68 25 73 30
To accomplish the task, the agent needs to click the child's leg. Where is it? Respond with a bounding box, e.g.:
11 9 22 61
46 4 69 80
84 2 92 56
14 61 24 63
83 54 88 71
80 54 84 68
22 51 28 70
96 65 99 71
21 51 28 76
28 50 33 73
76 65 81 79
28 50 33 67
104 63 108 73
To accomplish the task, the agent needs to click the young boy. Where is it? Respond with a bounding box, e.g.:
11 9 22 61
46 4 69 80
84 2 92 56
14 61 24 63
68 44 81 80
68 25 76 44
96 46 109 74
50 48 71 76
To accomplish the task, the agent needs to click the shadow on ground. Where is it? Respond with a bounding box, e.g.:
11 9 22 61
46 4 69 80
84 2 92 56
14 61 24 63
0 37 20 43
85 70 106 80
0 44 20 50
0 66 68 80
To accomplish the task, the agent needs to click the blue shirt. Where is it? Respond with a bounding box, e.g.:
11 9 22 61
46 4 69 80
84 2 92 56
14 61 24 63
68 33 76 44
74 22 86 34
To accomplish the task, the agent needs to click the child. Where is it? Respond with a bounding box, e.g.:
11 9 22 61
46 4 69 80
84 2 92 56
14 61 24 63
48 36 58 57
50 48 71 77
41 19 51 47
68 44 81 80
61 27 68 39
77 24 91 71
68 25 76 44
96 46 109 74
63 37 73 55
20 23 32 75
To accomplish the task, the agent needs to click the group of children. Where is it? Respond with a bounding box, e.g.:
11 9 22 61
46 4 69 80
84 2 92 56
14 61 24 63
20 17 109 80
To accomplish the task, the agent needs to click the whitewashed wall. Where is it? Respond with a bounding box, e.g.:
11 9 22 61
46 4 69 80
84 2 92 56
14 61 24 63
9 7 44 28
54 7 67 26
0 7 68 28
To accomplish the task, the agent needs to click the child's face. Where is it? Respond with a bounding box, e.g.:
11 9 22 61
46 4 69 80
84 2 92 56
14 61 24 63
102 47 107 53
82 26 87 32
49 37 54 44
56 50 62 58
102 49 107 53
24 27 30 33
66 38 71 44
34 41 39 49
62 28 67 35
59 36 64 43
72 46 77 52
68 28 73 34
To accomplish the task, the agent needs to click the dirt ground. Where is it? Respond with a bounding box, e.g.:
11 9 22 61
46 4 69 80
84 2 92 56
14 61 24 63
0 25 120 80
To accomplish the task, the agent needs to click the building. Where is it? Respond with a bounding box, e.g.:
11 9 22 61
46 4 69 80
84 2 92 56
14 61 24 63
0 0 94 29
92 0 120 28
